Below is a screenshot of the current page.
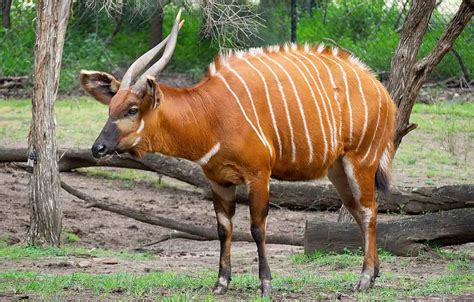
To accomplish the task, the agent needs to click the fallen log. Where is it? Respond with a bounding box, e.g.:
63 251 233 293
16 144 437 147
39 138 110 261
61 181 303 246
305 208 474 256
1 148 473 214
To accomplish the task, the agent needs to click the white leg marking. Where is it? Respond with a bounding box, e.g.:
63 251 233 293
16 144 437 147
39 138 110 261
217 212 232 229
227 66 273 157
217 73 270 153
195 142 221 166
218 276 228 287
255 56 297 162
210 180 236 202
342 156 361 203
131 137 141 147
281 53 328 164
362 77 382 163
263 54 314 163
305 52 343 141
335 57 369 151
244 58 283 159
136 118 145 134
321 56 353 145
361 207 372 253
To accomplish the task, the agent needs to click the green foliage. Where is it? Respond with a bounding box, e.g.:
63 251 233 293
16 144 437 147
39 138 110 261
1 1 471 91
65 232 80 243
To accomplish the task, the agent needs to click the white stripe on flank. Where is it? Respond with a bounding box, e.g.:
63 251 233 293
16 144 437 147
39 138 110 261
322 56 353 144
337 57 369 151
227 66 273 157
263 53 314 163
196 142 221 166
305 52 343 140
255 56 297 162
370 85 390 167
244 58 283 158
136 118 145 134
282 53 328 163
216 73 270 153
361 77 382 163
292 52 338 154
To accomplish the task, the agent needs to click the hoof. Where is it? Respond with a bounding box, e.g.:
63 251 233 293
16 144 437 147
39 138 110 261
213 277 229 295
260 279 271 297
355 274 374 291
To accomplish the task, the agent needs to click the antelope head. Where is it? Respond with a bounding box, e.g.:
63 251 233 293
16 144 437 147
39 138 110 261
80 10 183 159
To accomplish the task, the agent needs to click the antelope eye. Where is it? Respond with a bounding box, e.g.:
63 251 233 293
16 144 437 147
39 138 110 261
128 107 138 116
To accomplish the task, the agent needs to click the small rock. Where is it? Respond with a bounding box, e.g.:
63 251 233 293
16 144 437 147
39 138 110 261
77 260 92 268
101 258 119 265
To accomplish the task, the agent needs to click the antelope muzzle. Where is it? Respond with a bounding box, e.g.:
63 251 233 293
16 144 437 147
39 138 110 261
91 119 120 158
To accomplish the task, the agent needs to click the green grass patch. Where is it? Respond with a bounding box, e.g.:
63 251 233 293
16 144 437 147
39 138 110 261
290 249 394 269
0 241 152 262
78 168 169 189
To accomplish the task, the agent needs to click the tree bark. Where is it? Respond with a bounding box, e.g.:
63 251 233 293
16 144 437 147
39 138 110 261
28 0 72 247
150 4 164 49
104 14 122 46
61 181 303 246
3 148 473 214
1 0 12 28
290 0 297 43
387 0 474 148
305 208 474 256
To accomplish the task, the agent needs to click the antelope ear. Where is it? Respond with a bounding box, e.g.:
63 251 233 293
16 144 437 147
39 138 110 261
80 70 120 105
146 76 163 109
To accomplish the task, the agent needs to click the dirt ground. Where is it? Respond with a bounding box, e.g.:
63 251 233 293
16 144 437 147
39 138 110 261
0 164 473 301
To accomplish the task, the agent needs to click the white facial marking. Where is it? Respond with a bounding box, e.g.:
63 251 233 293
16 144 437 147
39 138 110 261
195 142 220 166
131 137 141 147
136 118 145 134
342 156 361 203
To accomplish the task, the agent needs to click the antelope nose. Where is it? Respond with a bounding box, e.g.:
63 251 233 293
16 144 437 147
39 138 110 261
91 144 107 158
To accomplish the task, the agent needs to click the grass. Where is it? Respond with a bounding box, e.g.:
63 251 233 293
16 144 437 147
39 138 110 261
0 243 472 300
0 240 152 262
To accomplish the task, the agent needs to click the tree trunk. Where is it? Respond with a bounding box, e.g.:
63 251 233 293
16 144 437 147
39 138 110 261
28 0 72 247
2 0 12 28
290 0 297 42
150 5 164 49
305 208 474 256
3 148 473 214
387 0 473 149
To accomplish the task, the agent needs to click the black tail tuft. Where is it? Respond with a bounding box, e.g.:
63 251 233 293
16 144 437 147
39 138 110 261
375 165 390 194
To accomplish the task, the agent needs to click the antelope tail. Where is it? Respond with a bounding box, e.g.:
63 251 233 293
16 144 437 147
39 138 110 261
375 143 393 194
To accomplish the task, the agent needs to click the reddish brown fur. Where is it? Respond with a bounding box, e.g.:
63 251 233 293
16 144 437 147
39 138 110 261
81 43 396 296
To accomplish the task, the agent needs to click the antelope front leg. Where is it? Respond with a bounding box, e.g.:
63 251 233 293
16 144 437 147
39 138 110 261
210 181 236 295
247 176 272 297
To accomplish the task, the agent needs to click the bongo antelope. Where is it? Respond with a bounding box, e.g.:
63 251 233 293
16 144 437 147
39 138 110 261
80 10 396 296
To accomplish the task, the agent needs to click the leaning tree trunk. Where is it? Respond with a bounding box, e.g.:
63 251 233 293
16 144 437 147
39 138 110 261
150 4 164 49
387 0 473 149
28 0 72 247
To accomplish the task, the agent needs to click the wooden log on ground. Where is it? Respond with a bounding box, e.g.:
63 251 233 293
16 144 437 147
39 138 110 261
61 181 303 246
305 208 474 256
1 148 473 214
